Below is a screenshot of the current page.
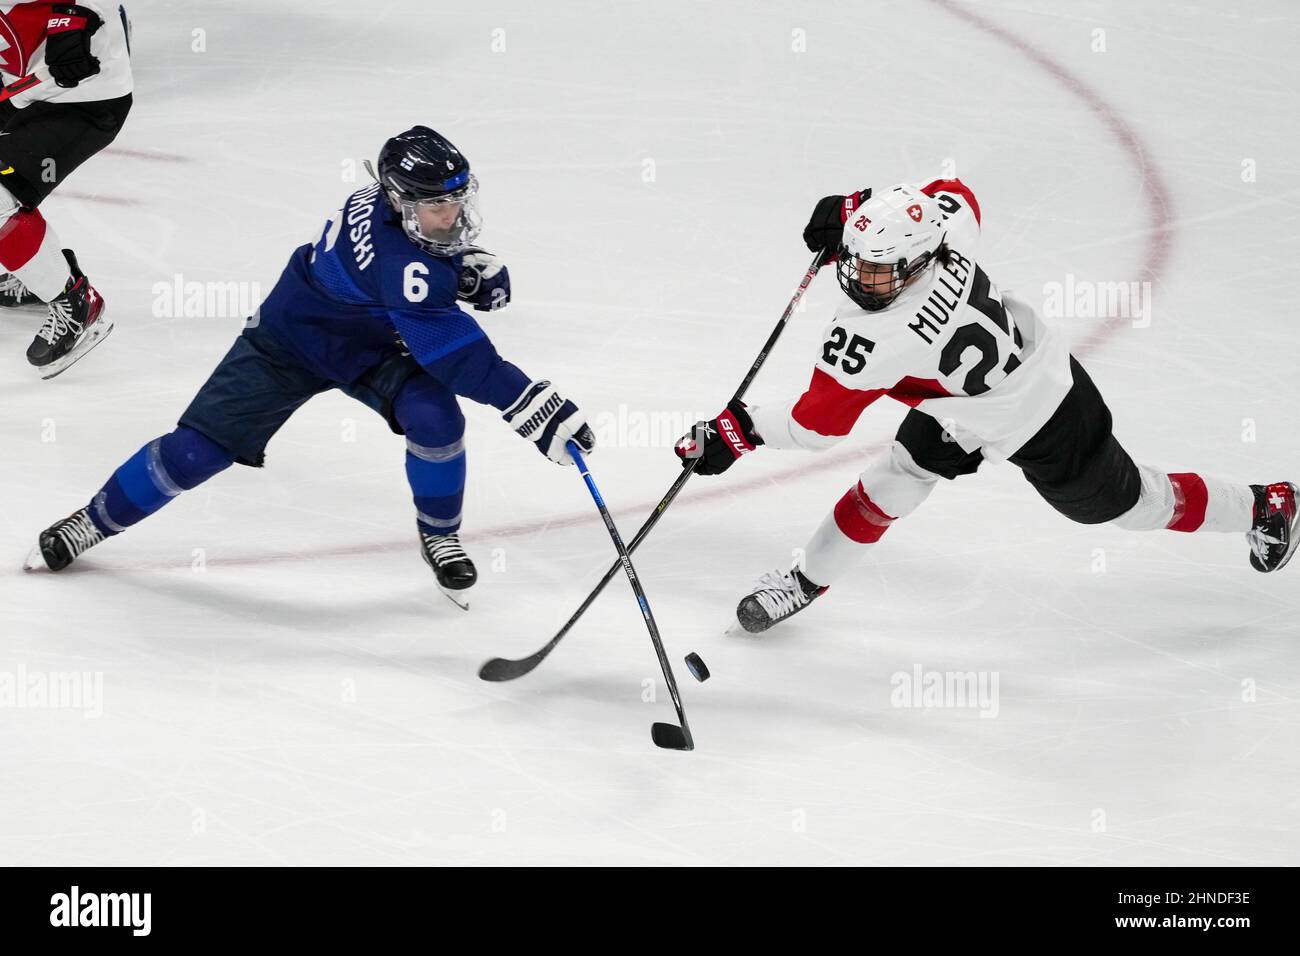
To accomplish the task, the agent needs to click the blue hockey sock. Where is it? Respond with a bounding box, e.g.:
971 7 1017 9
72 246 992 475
88 427 235 535
405 436 466 535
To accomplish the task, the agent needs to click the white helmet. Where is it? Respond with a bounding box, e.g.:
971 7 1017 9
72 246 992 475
837 184 946 311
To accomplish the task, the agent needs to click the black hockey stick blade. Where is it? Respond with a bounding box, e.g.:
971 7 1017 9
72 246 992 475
477 651 546 682
651 722 693 751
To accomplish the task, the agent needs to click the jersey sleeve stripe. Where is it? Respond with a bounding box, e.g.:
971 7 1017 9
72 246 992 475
791 367 885 437
887 376 951 407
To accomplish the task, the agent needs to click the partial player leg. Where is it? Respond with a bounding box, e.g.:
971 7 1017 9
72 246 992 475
342 358 476 607
1110 468 1298 572
0 95 132 375
0 186 107 378
393 374 476 606
1012 357 1298 571
27 330 328 570
0 270 44 307
737 411 980 632
29 426 235 570
23 246 112 378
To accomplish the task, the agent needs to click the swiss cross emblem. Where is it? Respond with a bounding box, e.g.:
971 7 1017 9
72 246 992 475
0 21 25 77
906 204 923 223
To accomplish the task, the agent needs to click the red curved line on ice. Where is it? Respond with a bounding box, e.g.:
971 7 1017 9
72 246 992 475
926 0 1173 355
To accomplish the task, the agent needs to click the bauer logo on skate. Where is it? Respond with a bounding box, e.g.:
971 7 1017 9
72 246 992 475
1041 275 1152 328
890 665 1000 719
151 274 263 320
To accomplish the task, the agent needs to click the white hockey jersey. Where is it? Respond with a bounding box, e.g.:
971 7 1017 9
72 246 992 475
749 179 1074 462
0 1 132 105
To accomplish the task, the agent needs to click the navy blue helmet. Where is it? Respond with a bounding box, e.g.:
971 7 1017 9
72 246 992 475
372 126 483 255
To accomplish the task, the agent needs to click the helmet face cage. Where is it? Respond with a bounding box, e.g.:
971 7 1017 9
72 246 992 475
836 246 938 312
387 174 483 256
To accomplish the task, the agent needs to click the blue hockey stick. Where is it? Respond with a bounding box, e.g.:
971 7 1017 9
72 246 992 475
567 441 693 751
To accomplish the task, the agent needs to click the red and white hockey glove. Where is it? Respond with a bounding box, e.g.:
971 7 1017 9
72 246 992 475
46 4 103 88
674 400 762 476
802 188 871 259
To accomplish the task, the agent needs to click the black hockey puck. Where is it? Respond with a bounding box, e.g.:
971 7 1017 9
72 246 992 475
684 651 710 682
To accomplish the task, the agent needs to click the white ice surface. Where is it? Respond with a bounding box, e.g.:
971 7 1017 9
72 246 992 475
1 0 1298 865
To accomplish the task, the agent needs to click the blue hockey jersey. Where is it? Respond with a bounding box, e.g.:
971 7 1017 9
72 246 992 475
252 181 529 409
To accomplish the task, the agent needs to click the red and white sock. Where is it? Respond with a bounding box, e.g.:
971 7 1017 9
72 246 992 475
1113 465 1254 533
0 206 70 302
800 442 943 585
802 482 898 585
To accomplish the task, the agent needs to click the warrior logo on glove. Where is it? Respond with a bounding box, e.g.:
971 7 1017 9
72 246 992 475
504 380 596 465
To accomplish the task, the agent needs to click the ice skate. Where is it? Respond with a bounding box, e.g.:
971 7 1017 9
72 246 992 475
420 531 477 610
735 567 827 633
0 272 43 308
25 250 113 380
24 508 105 572
1247 481 1299 573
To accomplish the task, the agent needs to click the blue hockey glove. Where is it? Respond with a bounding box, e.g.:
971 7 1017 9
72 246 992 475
457 249 511 312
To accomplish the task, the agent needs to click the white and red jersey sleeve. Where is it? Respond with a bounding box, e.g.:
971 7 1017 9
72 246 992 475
920 177 981 252
750 178 1075 461
0 1 133 105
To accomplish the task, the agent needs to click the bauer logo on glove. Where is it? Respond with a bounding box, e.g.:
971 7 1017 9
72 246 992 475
674 400 762 475
45 4 104 89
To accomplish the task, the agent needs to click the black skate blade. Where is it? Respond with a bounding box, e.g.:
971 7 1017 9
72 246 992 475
477 653 543 682
651 722 693 751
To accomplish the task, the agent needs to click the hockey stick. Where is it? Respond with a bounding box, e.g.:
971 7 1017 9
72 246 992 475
566 441 693 751
479 248 828 683
0 67 51 106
